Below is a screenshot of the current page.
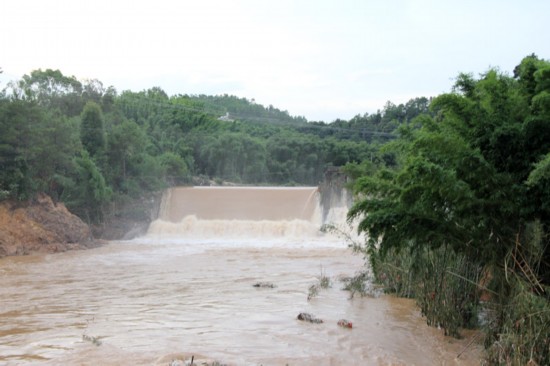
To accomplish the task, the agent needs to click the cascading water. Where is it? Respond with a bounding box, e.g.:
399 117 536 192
146 186 350 240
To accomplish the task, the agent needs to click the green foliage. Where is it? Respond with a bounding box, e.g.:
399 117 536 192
341 157 379 181
158 151 190 185
341 271 376 299
307 269 332 301
485 279 550 365
528 153 550 187
63 151 111 223
179 93 308 126
0 99 37 199
368 247 415 298
369 245 482 337
299 97 429 143
415 247 482 337
80 101 106 158
351 57 550 266
106 118 147 187
0 99 80 200
349 55 550 364
28 114 81 199
16 69 84 115
485 220 550 365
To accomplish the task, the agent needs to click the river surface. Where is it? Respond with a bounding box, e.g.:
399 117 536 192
0 238 481 365
0 187 482 365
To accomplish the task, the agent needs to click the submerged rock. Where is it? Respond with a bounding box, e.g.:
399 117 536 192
297 312 323 324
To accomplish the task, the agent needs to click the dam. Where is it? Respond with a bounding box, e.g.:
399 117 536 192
146 186 335 240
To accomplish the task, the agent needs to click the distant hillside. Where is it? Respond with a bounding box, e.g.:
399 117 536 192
179 94 308 126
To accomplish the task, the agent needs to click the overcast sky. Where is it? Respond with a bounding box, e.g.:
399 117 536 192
1 0 549 122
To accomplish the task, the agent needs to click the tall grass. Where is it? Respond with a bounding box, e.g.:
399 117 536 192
367 221 550 364
371 245 482 337
483 221 550 365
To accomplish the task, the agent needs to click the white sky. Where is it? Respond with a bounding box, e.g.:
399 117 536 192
1 0 549 122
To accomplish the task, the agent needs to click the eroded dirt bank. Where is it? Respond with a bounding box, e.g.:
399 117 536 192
0 194 98 257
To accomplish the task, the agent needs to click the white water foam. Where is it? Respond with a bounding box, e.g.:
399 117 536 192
134 186 360 253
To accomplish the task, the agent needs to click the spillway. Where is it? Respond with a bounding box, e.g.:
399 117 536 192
159 186 320 222
146 186 333 239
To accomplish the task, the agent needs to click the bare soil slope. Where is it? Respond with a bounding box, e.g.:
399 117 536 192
0 194 98 257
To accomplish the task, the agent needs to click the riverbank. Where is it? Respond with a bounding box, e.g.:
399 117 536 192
0 194 99 257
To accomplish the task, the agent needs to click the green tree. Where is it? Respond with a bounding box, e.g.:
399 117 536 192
106 119 147 187
63 151 111 223
158 151 190 185
0 99 79 200
27 113 81 200
0 99 36 199
80 101 106 159
15 69 84 116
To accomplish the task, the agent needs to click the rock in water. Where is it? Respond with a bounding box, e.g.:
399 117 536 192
337 319 353 328
297 312 323 324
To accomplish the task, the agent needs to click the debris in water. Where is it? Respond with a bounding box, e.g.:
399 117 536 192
297 312 323 323
82 334 102 346
252 281 277 288
168 355 227 366
337 319 353 328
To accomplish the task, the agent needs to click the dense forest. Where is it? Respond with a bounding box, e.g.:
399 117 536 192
1 54 549 364
0 67 424 223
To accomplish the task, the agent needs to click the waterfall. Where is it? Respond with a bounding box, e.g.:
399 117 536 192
147 186 330 239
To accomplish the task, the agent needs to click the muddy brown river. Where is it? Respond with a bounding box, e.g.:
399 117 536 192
0 187 482 365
